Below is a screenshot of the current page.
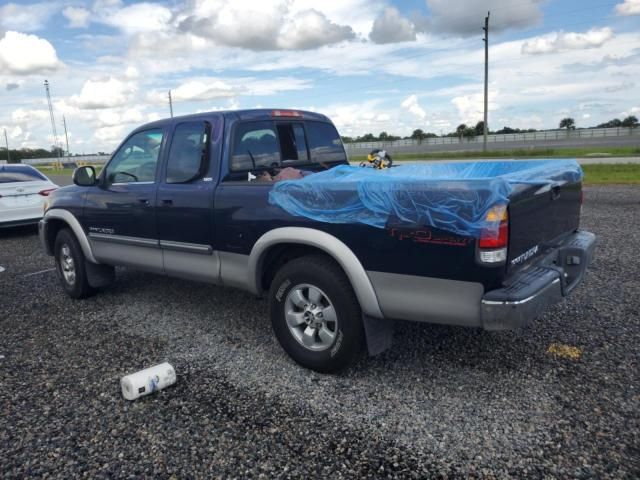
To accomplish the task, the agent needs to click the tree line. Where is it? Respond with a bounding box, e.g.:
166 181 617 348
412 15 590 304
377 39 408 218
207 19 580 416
341 115 639 143
0 147 111 164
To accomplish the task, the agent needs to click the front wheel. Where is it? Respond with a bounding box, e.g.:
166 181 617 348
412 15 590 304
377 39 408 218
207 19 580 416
269 255 364 373
54 228 95 299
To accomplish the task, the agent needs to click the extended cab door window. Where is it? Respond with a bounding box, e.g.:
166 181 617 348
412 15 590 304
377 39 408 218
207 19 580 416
230 122 280 171
105 129 163 184
166 122 210 183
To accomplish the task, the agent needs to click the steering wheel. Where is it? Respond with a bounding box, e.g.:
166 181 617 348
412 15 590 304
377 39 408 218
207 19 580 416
112 171 138 183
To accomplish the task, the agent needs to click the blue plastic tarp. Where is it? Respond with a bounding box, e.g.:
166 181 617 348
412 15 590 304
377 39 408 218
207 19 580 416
268 159 583 238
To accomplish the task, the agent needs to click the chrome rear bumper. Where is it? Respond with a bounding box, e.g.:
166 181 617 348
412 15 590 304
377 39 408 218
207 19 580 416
482 230 596 330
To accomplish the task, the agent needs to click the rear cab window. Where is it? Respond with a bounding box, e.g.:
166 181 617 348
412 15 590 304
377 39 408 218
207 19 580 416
305 121 346 163
0 166 48 183
228 119 346 181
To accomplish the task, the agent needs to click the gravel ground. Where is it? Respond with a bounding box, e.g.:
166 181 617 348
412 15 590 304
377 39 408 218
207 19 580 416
1 185 639 479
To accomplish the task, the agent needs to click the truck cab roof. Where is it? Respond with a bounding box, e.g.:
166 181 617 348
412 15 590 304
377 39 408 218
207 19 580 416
135 109 332 134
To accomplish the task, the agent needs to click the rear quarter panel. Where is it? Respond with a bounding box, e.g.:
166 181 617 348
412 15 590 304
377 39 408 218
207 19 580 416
214 183 504 290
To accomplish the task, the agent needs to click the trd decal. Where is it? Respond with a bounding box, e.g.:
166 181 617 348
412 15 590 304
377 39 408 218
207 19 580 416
388 228 471 246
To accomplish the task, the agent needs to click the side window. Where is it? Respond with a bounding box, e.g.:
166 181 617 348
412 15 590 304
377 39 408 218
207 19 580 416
231 121 280 171
306 122 346 163
276 123 308 163
105 129 163 184
166 122 209 183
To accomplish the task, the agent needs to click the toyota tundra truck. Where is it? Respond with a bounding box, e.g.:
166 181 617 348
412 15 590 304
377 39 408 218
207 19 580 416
39 109 595 372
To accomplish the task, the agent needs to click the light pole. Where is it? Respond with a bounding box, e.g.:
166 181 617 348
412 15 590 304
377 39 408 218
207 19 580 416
3 128 10 163
62 116 70 157
44 80 62 167
482 11 490 152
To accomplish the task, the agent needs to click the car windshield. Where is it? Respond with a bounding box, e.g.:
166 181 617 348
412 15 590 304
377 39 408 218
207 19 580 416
0 166 48 183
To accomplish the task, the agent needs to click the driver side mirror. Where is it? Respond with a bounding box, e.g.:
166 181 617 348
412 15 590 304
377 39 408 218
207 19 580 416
73 166 98 186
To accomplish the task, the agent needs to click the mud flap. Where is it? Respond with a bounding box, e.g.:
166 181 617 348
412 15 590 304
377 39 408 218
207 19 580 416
85 261 115 288
362 314 393 356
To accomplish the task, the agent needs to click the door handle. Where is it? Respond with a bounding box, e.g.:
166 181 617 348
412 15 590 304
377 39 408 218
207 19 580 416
161 199 173 205
138 198 150 205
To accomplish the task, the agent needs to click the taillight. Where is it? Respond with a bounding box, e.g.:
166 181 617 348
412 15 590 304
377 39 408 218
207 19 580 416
478 205 508 264
38 188 57 196
479 221 508 248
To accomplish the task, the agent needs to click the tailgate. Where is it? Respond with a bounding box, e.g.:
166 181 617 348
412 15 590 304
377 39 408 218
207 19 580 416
507 180 581 272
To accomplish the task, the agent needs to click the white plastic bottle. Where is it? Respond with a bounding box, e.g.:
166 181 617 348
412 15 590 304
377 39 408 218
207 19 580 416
120 362 176 401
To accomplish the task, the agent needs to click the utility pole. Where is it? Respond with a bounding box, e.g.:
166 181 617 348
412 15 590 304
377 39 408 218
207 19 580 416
482 11 490 152
3 128 10 163
62 115 70 157
44 80 61 167
168 90 174 118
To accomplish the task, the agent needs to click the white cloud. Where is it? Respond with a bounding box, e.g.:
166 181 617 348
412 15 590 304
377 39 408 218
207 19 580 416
615 0 640 15
96 1 172 35
240 77 312 96
96 108 144 127
179 1 354 50
0 2 57 32
291 0 386 38
9 125 23 139
369 7 416 44
401 95 427 119
124 66 139 79
451 91 498 123
278 9 355 50
97 110 120 127
94 125 126 144
157 79 236 102
63 6 90 28
11 108 49 124
122 108 144 124
522 28 613 55
71 77 137 109
418 0 543 36
0 31 60 74
147 76 312 104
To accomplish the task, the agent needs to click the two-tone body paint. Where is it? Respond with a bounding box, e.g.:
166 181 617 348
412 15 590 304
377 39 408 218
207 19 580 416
43 109 585 328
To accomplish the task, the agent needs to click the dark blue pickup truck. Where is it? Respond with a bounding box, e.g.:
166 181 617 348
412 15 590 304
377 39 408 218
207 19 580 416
40 109 595 372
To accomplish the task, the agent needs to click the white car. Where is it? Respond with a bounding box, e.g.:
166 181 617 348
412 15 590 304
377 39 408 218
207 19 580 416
0 164 58 228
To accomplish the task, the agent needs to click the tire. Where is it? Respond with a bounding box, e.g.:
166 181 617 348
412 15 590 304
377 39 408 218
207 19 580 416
269 255 364 373
54 228 95 299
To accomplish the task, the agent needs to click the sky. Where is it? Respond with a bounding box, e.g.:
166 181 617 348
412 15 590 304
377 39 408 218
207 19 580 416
0 0 639 154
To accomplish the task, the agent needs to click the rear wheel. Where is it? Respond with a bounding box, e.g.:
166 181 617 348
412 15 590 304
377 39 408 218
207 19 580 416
54 228 95 299
269 255 364 373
